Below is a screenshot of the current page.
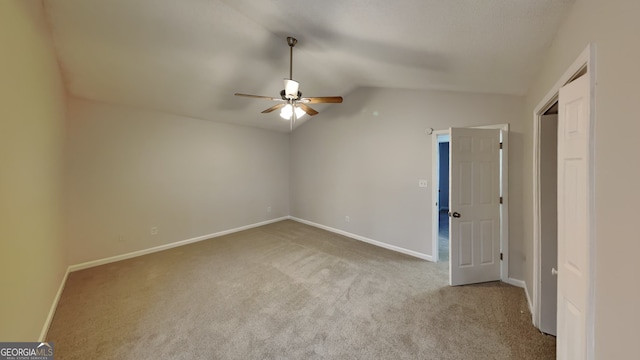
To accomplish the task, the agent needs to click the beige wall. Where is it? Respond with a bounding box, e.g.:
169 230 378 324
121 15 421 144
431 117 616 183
291 87 525 276
521 0 640 357
0 1 68 340
65 99 290 265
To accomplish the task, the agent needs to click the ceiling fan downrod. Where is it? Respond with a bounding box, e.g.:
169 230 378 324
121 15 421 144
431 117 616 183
287 37 297 80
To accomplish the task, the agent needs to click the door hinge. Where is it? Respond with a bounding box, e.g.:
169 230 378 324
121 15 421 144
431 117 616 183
499 196 503 204
500 253 503 261
499 142 503 149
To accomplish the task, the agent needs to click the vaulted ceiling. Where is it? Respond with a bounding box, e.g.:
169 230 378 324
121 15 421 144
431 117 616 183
44 0 575 131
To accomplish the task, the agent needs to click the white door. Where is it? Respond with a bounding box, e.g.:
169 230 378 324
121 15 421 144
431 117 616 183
557 75 591 359
449 128 501 286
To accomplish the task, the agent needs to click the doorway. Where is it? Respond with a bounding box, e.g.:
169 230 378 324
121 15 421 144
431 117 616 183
431 124 510 284
538 108 559 336
437 134 450 261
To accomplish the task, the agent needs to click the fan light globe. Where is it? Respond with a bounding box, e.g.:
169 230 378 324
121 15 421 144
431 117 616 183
280 104 305 120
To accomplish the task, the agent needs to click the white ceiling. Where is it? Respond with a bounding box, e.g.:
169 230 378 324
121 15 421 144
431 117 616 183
44 0 575 132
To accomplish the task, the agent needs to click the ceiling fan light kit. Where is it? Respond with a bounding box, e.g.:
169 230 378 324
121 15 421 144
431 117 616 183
234 37 343 129
280 104 306 120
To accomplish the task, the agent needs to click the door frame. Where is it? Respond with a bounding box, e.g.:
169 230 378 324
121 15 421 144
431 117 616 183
431 123 510 283
532 43 596 358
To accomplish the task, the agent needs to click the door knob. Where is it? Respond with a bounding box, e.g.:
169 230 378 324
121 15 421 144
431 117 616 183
448 211 461 218
551 268 558 276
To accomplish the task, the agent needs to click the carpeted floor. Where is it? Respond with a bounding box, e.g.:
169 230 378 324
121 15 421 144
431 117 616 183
47 220 555 359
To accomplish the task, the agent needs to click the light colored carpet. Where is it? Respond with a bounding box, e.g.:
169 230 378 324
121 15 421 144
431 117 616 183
47 220 555 359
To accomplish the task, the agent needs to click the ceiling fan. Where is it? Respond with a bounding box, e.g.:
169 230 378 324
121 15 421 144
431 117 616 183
234 37 343 129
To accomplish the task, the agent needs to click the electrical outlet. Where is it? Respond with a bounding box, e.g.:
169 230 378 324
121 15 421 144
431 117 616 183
150 227 158 235
267 206 272 213
419 179 428 188
345 216 350 223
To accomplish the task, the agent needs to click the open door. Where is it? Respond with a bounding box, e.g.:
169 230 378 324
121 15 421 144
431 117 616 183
449 127 501 286
557 74 591 359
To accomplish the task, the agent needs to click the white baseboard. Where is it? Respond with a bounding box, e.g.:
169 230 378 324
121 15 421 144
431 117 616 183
39 266 70 341
524 283 533 320
505 277 533 315
505 277 525 288
290 217 433 262
68 217 290 272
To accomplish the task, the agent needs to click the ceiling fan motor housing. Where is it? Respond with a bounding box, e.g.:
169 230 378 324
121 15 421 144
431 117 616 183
280 89 302 100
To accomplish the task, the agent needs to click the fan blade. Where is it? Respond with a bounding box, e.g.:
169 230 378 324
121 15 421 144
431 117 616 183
298 103 319 116
234 93 281 101
300 96 343 104
261 103 286 114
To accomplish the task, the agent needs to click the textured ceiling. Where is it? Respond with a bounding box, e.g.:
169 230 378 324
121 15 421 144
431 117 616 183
44 0 575 132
